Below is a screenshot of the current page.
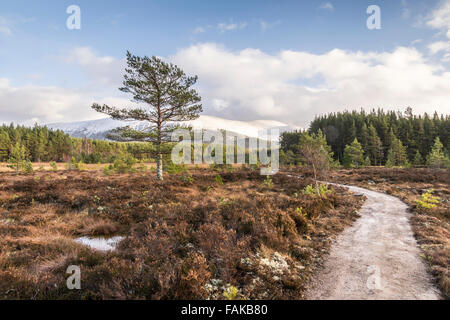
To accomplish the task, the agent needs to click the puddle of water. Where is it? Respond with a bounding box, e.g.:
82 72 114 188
74 236 124 252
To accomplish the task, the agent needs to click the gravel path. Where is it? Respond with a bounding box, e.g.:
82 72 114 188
305 183 441 300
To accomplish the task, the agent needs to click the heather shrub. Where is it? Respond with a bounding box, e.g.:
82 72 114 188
181 171 194 184
49 161 58 171
210 162 233 172
113 154 137 173
104 154 137 174
21 160 34 174
165 162 185 174
67 157 84 171
0 169 364 300
302 183 332 198
215 174 223 185
416 189 440 210
136 160 147 172
223 285 239 300
263 176 273 188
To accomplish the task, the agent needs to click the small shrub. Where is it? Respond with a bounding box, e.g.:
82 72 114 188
67 157 84 171
114 155 136 173
181 171 194 184
215 174 223 185
136 160 147 172
21 160 34 174
103 165 113 176
105 154 137 174
263 176 273 188
223 285 239 300
302 184 316 196
249 161 261 171
166 162 184 174
49 161 58 171
302 184 332 198
219 197 233 206
210 162 233 172
295 207 307 218
416 189 440 210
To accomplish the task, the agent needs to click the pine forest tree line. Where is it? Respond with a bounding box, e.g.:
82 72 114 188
0 123 155 163
308 108 449 166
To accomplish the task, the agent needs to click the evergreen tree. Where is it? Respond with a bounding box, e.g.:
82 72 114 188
412 150 424 166
0 131 11 161
7 142 26 173
364 156 371 167
385 137 409 167
427 137 450 168
92 52 202 180
367 124 383 166
306 108 449 166
343 138 365 168
359 122 369 150
298 130 335 181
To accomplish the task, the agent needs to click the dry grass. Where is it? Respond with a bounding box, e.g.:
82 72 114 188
328 167 450 299
0 162 107 172
0 168 363 299
0 162 237 173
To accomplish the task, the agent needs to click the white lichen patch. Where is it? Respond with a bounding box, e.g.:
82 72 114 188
258 252 290 274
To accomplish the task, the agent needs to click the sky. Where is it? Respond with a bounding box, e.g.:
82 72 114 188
0 0 449 128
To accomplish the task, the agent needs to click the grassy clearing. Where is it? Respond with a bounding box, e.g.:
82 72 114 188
329 167 449 299
0 168 363 299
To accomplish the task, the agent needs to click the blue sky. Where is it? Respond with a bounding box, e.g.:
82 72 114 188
0 0 449 126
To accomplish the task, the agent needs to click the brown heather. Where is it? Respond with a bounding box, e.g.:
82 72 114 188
0 168 363 300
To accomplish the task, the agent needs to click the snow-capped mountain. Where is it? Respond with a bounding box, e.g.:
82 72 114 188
47 115 299 141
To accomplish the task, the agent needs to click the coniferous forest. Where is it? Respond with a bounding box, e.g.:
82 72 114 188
1 108 449 169
0 123 154 163
281 108 449 168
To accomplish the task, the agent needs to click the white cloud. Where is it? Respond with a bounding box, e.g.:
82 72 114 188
259 19 282 32
192 26 206 34
211 99 229 112
0 48 131 124
3 42 450 128
0 15 35 37
426 0 450 38
0 17 12 36
428 40 450 54
63 47 125 86
217 22 247 33
0 26 12 36
0 78 131 124
171 43 450 127
319 2 334 11
401 0 411 19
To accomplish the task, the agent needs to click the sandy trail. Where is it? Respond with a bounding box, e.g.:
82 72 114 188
305 183 441 300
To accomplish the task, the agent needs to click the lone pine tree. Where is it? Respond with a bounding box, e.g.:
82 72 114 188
92 52 202 180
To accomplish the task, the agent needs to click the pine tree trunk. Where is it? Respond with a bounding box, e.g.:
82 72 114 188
156 153 163 181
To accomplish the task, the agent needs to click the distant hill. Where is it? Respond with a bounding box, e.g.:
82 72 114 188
47 115 299 141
